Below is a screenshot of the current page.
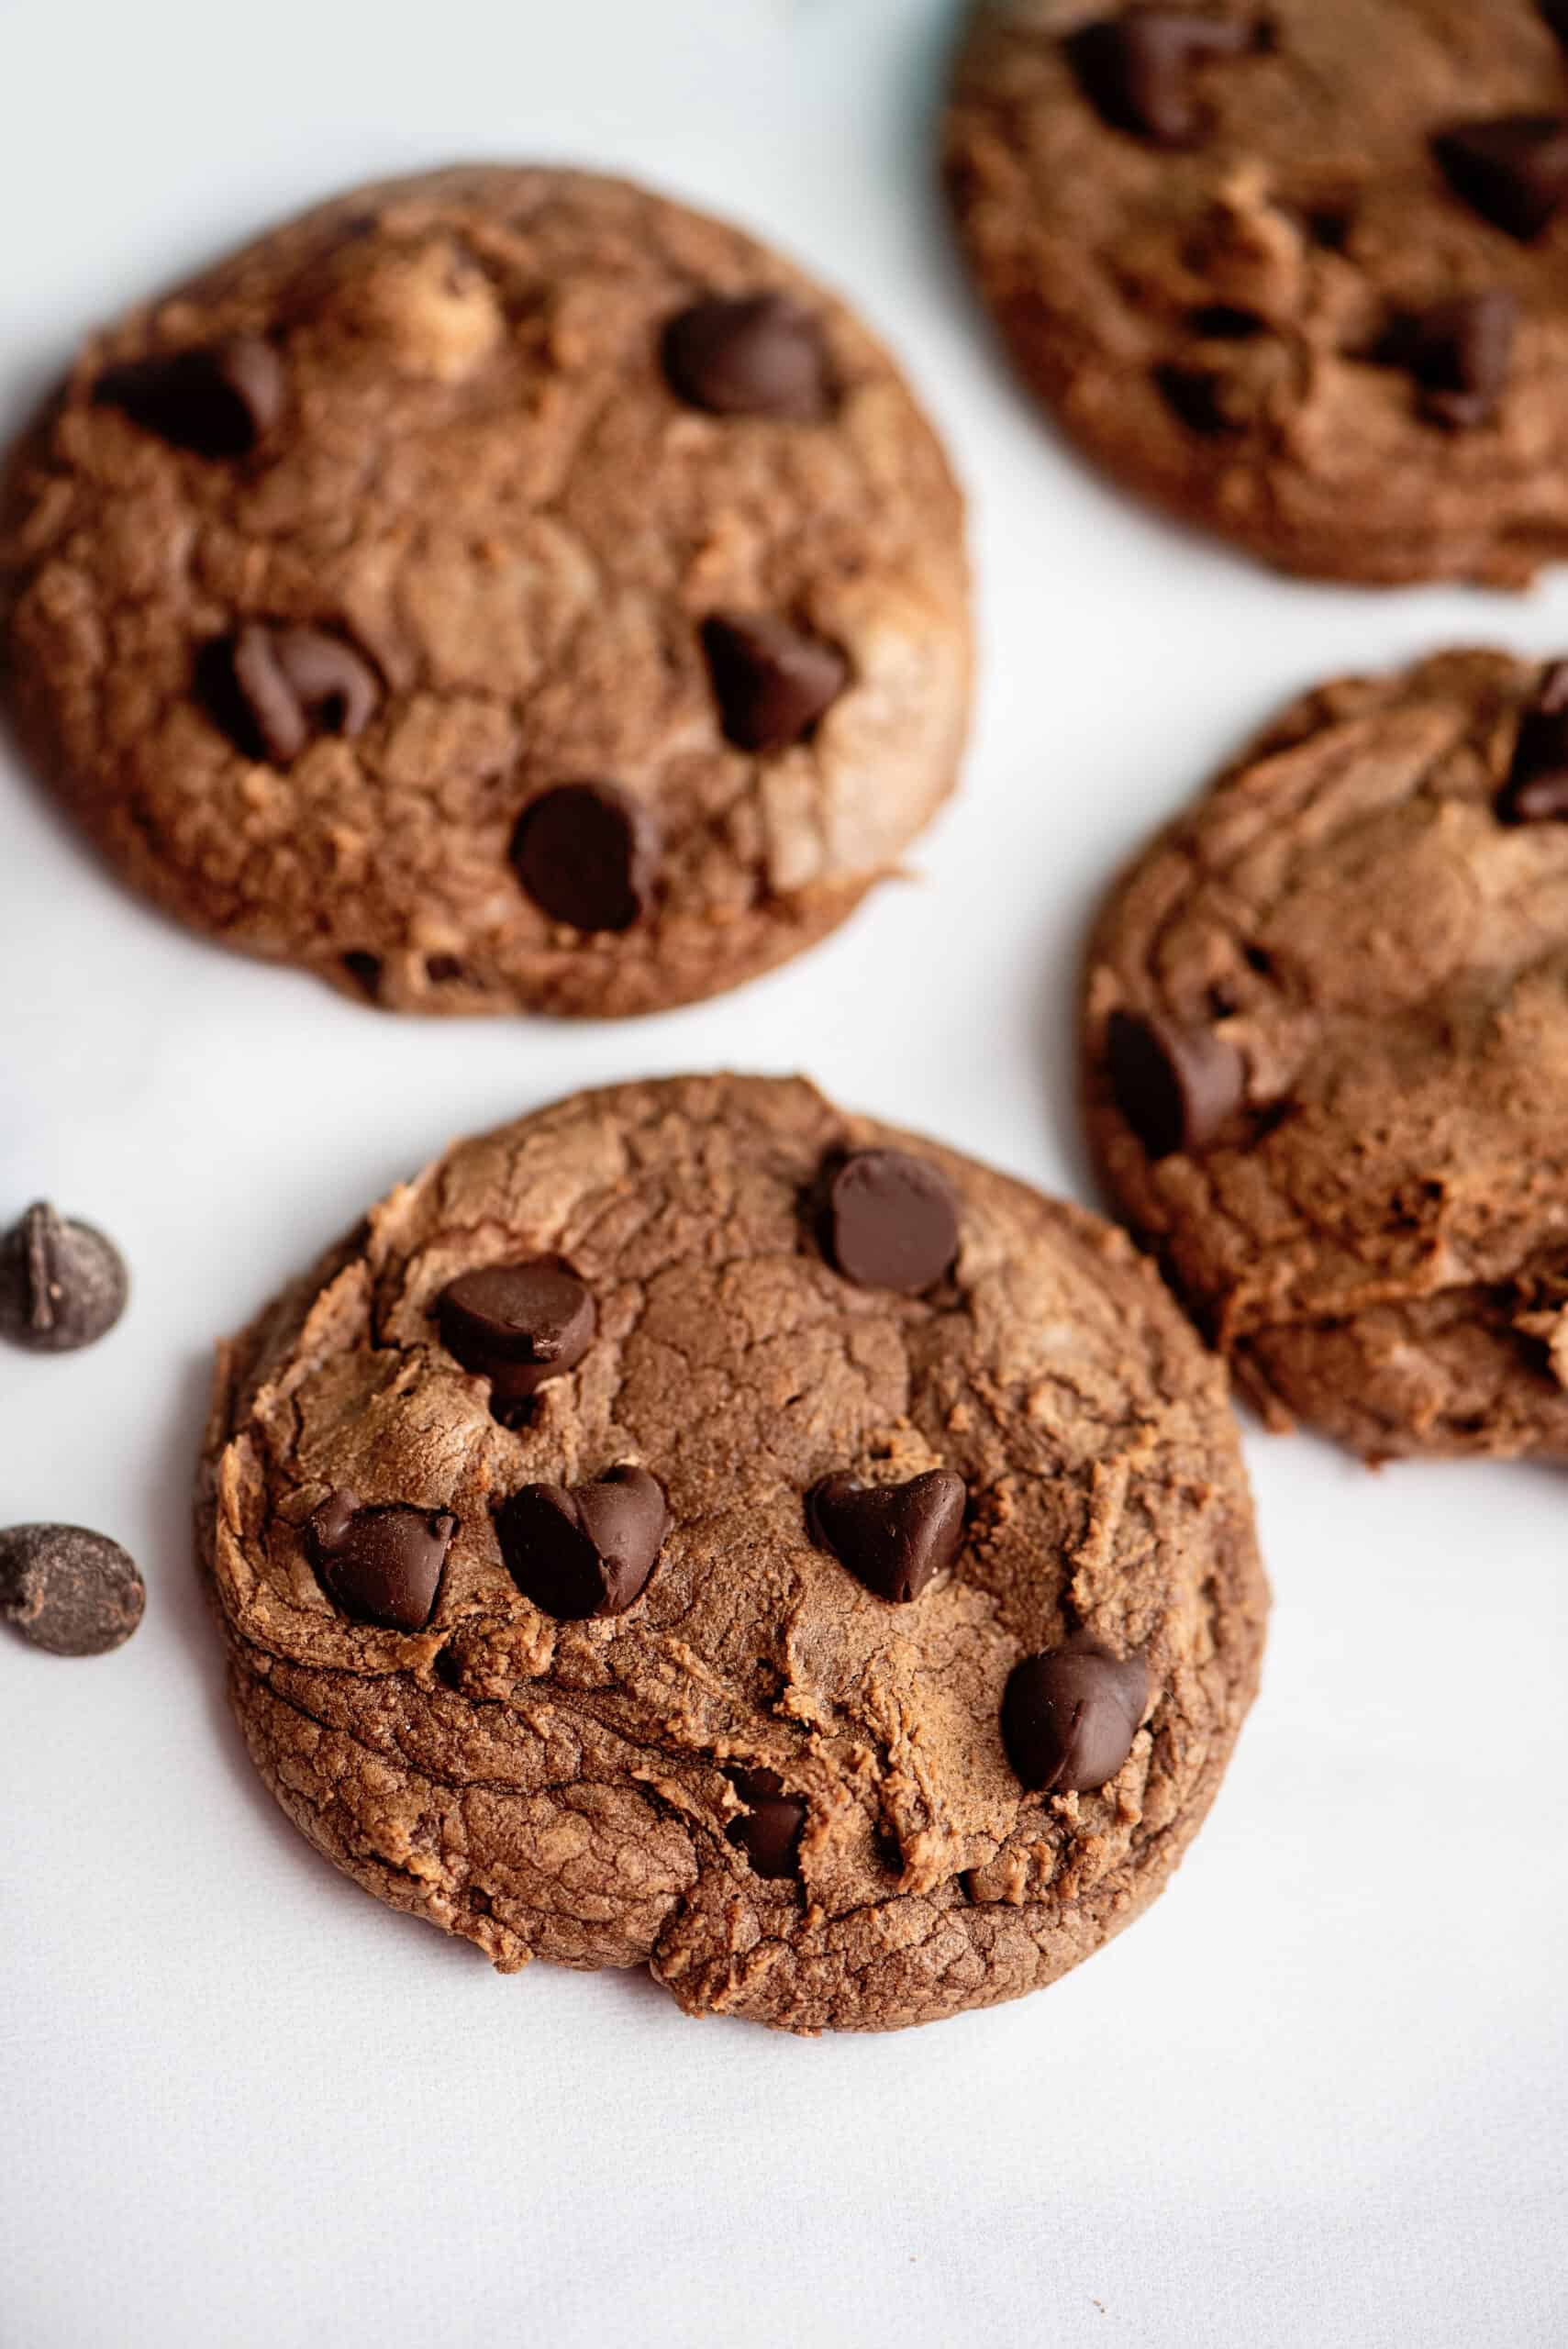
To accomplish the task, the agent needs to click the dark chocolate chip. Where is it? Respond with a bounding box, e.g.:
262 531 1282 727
340 952 382 998
1001 1642 1150 1794
1068 10 1260 148
825 1149 960 1296
662 294 831 420
510 782 660 933
94 335 284 457
307 1488 455 1632
0 1202 128 1353
1187 304 1268 340
806 1470 967 1605
1387 289 1518 429
436 1258 596 1408
0 1524 145 1657
425 954 466 985
1497 662 1568 822
702 614 850 752
727 1769 806 1879
1542 1 1568 49
496 1465 668 1621
1106 1008 1243 1159
207 623 381 763
1433 117 1568 241
1154 362 1238 434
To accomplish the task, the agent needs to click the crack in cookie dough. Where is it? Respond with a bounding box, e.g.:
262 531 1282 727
197 1074 1265 2032
945 1 1568 584
1084 646 1568 1458
2 168 970 1016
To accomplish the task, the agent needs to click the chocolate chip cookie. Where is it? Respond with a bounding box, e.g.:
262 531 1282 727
946 2 1568 584
1084 647 1568 1458
198 1074 1266 2033
1 168 970 1016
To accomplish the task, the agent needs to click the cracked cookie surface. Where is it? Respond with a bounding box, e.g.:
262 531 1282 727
197 1074 1265 2033
0 166 970 1016
945 0 1568 584
1084 647 1568 1459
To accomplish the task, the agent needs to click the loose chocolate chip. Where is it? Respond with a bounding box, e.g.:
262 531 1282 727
307 1488 455 1632
727 1769 806 1879
0 1524 144 1657
209 622 382 765
1389 290 1518 429
807 1470 967 1605
1001 1642 1150 1794
1497 662 1568 822
94 335 284 457
510 782 660 933
825 1149 960 1296
1068 10 1260 148
702 614 851 752
1434 117 1568 241
496 1465 668 1621
662 294 831 420
0 1202 128 1354
436 1258 596 1409
1106 1008 1243 1159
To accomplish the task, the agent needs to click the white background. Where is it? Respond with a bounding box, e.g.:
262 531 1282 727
2 2 1565 2343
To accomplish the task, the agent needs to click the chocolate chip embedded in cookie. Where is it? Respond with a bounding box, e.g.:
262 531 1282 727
945 1 1568 585
1084 646 1568 1459
198 1074 1266 2032
1 166 970 1017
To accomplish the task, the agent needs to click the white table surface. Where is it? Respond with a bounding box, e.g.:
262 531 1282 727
2 3 1565 2343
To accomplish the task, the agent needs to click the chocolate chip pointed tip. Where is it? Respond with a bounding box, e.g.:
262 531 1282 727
307 1489 455 1633
702 613 850 752
496 1464 668 1620
1001 1642 1150 1794
0 1524 144 1656
807 1469 966 1604
510 783 661 934
95 335 284 457
825 1149 960 1295
0 1202 128 1353
662 293 831 420
1106 1008 1243 1159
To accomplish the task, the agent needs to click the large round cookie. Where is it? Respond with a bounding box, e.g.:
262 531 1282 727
0 168 970 1016
198 1074 1265 2034
1084 647 1568 1460
946 1 1568 585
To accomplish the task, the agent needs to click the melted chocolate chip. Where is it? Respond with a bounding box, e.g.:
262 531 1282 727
0 1202 128 1353
436 1258 596 1408
208 623 381 763
825 1149 960 1296
1106 1008 1243 1159
95 335 284 457
1001 1642 1150 1793
1434 117 1568 241
1497 662 1568 823
1391 290 1518 429
702 614 850 752
1068 10 1260 148
806 1470 966 1605
727 1769 806 1879
496 1466 668 1621
662 294 831 420
0 1524 145 1657
510 783 660 933
307 1489 456 1633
